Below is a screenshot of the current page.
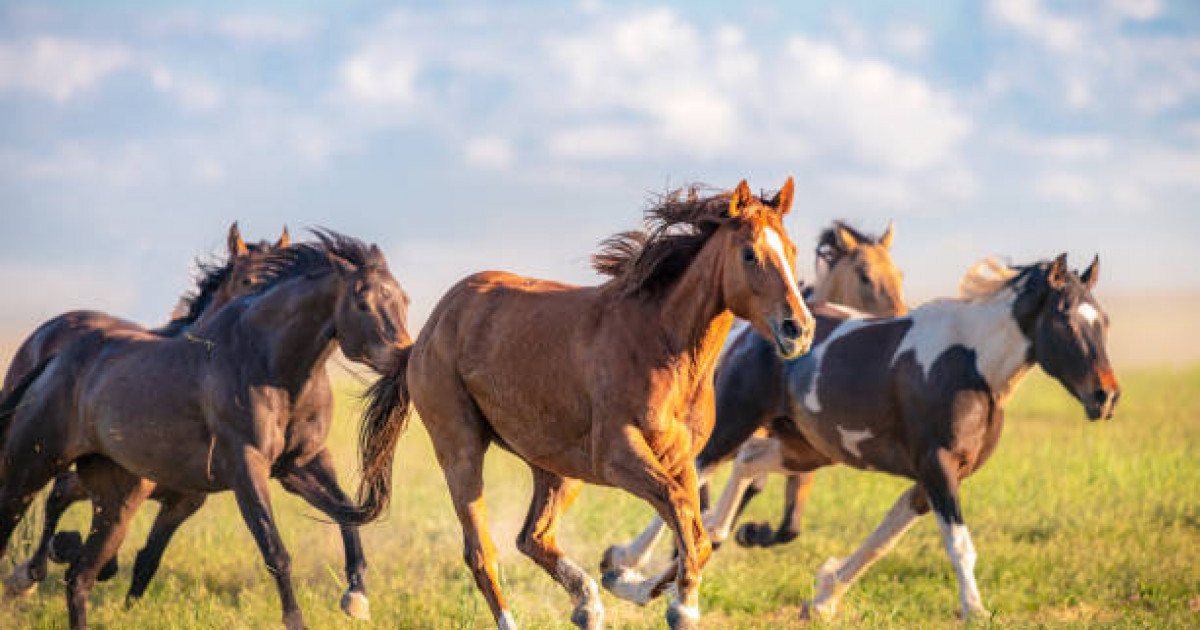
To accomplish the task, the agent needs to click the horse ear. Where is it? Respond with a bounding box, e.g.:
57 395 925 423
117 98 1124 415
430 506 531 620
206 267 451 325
1048 253 1069 289
880 220 895 249
275 226 291 249
835 225 859 251
772 176 795 217
227 222 249 258
729 179 753 217
1081 254 1099 289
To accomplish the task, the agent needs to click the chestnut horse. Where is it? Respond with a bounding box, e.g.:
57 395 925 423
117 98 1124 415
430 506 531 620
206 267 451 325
352 179 814 630
691 255 1118 621
2 223 286 600
0 231 411 630
604 220 907 573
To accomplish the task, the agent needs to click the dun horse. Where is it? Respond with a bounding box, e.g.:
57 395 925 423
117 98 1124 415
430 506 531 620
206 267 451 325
352 179 814 630
0 231 411 630
660 255 1117 621
604 220 907 574
2 224 286 600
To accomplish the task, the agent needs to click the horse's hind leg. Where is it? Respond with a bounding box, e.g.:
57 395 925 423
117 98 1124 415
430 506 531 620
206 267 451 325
277 449 370 620
66 457 154 630
517 467 602 630
806 484 928 621
4 471 89 597
0 444 71 597
125 490 206 605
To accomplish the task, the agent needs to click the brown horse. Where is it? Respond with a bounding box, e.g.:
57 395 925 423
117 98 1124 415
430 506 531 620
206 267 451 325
603 220 908 572
0 231 410 630
1 224 289 601
351 179 814 630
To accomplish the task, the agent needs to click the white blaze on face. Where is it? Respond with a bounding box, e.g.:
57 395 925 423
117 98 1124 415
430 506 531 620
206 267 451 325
1078 302 1100 325
764 227 805 306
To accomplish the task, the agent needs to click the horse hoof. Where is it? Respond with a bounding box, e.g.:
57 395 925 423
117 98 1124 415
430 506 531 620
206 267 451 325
665 602 700 630
49 531 83 564
600 545 629 574
340 590 371 620
600 567 650 606
3 563 38 599
569 600 604 630
735 522 771 548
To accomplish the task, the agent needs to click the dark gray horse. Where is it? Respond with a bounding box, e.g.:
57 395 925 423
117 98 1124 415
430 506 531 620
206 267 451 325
2 224 289 602
0 231 411 630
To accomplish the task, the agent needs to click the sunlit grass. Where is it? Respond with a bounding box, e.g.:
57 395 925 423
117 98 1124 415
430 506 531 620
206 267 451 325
3 367 1197 629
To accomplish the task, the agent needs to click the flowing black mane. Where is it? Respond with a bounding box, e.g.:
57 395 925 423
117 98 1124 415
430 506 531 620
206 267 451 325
251 229 382 293
153 257 235 337
593 185 764 298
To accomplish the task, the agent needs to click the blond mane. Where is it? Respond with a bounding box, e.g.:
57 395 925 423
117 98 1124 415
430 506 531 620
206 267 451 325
957 257 1019 302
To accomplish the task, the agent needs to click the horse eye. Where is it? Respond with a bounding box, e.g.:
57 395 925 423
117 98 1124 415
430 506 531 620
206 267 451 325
742 247 757 263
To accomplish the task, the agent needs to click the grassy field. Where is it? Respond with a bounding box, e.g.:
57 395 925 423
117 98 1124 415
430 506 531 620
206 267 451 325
2 367 1197 630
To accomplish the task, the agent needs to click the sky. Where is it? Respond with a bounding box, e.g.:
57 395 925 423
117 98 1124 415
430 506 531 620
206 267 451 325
1 0 1197 336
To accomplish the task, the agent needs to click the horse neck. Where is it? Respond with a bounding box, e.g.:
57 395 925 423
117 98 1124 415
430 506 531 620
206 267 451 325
239 272 342 391
927 288 1034 401
655 239 735 382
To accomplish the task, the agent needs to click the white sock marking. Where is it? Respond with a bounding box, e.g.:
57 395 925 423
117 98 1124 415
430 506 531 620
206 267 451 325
498 609 518 630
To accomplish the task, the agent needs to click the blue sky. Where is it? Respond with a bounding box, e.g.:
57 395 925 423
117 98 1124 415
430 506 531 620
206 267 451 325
1 0 1197 332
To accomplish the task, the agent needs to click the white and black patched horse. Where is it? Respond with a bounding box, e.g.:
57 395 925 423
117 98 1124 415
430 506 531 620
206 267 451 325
607 254 1120 621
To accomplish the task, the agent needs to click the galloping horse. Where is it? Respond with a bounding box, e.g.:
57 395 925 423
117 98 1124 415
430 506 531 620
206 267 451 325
682 255 1119 621
351 179 814 630
0 231 411 630
603 220 907 574
2 223 286 600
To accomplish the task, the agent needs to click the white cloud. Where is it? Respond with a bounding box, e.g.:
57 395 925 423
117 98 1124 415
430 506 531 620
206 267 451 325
215 15 320 44
465 136 515 169
1108 0 1162 21
149 66 223 112
885 23 931 58
340 44 421 105
777 36 972 172
546 124 644 160
989 0 1085 52
0 37 132 102
995 130 1112 160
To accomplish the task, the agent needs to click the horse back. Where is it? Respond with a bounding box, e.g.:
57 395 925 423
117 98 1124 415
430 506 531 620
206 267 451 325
3 310 142 396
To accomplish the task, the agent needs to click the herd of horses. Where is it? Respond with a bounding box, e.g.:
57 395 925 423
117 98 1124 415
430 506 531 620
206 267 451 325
0 177 1120 630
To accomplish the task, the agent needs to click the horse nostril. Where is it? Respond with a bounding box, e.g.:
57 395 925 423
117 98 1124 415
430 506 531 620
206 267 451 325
780 318 800 339
1093 389 1109 405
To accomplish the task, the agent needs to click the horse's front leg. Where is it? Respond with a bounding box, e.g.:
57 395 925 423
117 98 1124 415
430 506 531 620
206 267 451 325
921 448 989 620
277 449 370 620
228 444 308 630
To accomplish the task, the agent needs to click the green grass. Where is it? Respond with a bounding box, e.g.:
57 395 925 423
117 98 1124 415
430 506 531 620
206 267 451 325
3 367 1198 629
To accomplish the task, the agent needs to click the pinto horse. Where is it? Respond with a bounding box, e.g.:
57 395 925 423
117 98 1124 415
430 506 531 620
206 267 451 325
693 255 1118 621
0 231 411 630
1 223 287 600
352 179 814 630
604 220 907 572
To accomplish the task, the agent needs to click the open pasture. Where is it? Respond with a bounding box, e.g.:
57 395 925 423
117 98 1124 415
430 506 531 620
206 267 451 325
3 366 1196 630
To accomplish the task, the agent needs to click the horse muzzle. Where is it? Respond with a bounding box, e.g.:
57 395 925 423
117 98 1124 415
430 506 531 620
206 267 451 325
773 317 814 359
1084 387 1120 421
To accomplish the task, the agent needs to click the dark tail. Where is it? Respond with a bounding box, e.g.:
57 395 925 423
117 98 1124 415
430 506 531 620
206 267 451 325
339 345 414 526
0 356 52 466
